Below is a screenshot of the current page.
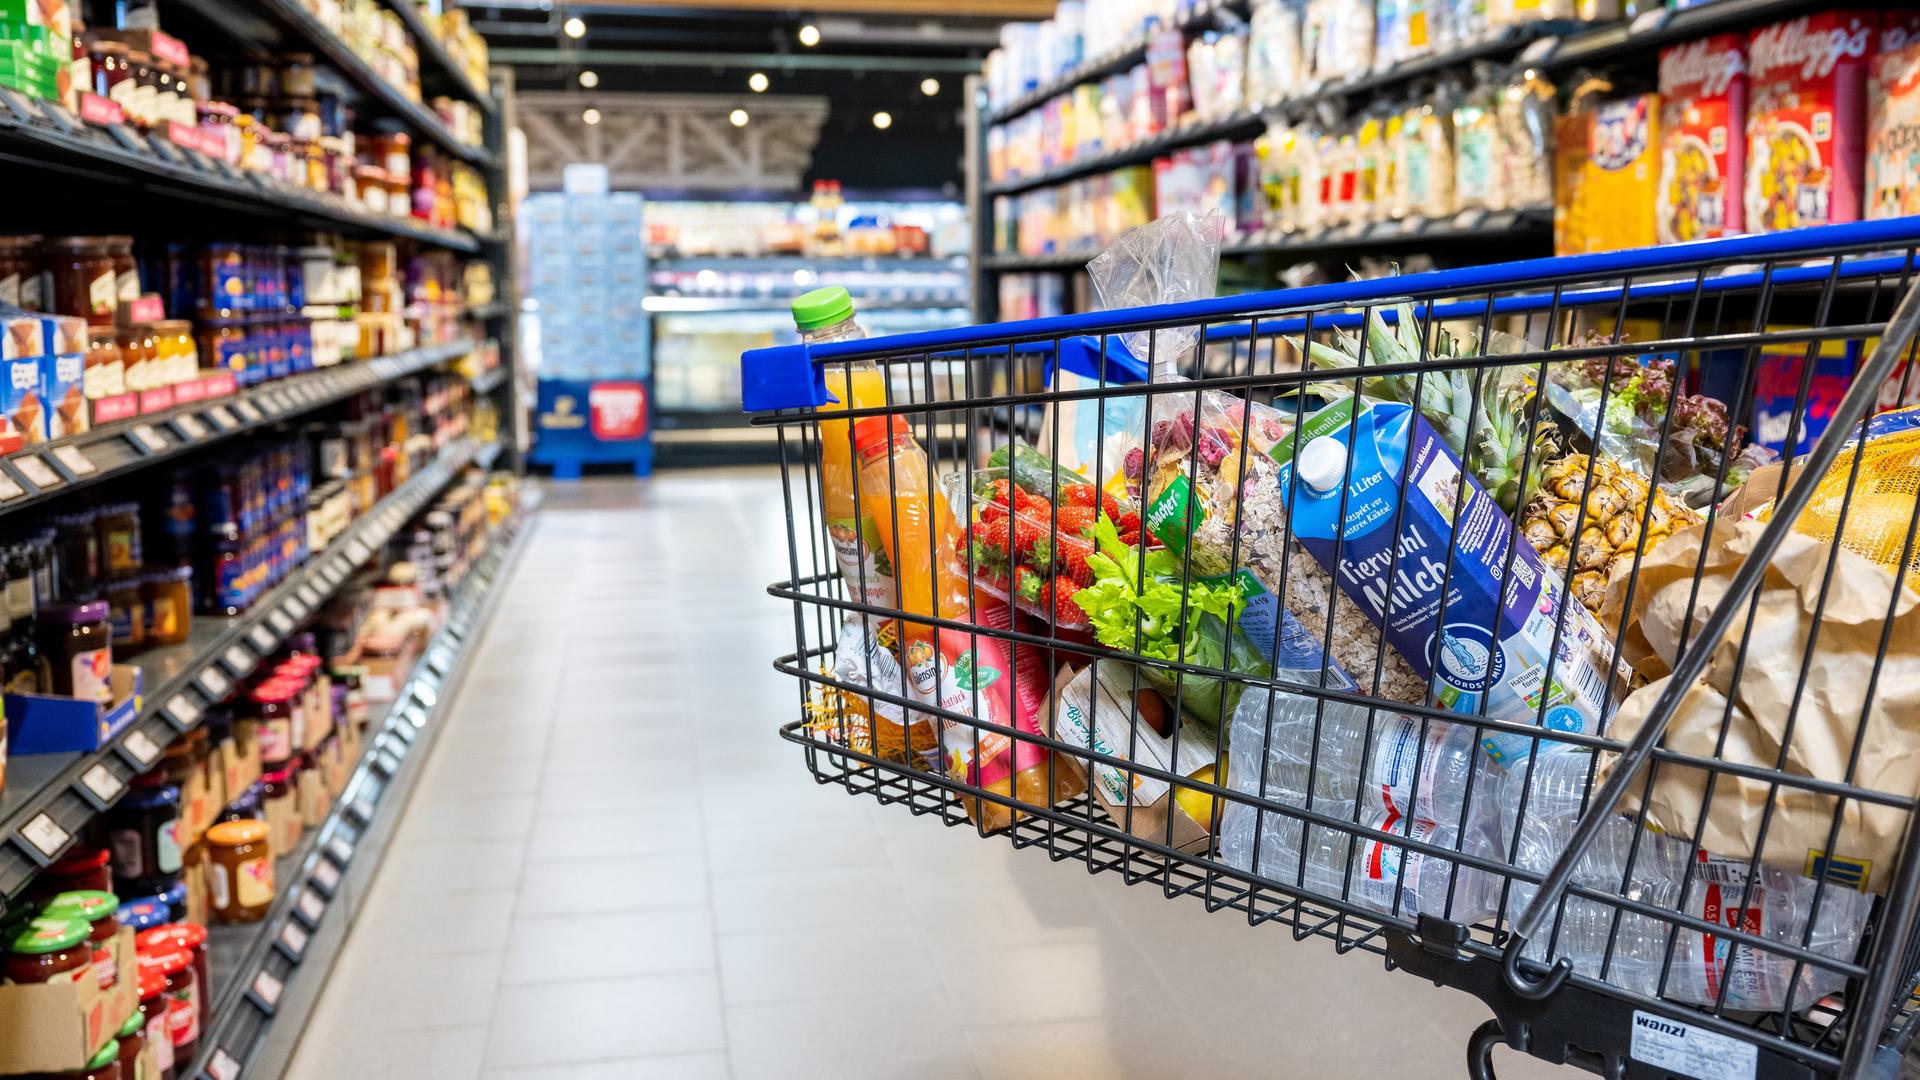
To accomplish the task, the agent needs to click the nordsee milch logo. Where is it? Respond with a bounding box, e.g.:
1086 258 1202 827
952 650 999 691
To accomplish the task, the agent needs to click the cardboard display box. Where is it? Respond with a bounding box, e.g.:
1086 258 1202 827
6 666 142 755
0 925 137 1073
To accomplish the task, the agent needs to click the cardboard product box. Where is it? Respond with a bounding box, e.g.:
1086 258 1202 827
182 853 209 928
1049 662 1218 853
1745 12 1875 232
224 718 263 800
1658 34 1749 242
1867 11 1920 219
1553 109 1592 256
7 666 142 755
297 766 330 828
265 779 302 854
0 923 133 1074
1580 93 1661 253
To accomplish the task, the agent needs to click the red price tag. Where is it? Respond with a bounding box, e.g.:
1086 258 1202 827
126 295 164 324
77 92 124 127
166 120 199 149
588 381 648 441
92 392 139 424
172 378 207 404
139 386 176 414
204 372 238 397
150 30 190 67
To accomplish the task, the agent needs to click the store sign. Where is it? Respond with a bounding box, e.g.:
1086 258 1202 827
589 382 648 441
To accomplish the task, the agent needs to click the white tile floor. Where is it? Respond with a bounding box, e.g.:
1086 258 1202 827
283 470 1565 1080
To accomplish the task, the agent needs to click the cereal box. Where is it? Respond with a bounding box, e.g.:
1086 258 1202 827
1866 12 1920 219
1580 93 1661 253
1744 13 1874 233
1658 34 1748 242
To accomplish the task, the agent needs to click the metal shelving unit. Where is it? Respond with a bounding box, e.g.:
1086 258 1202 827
0 437 497 901
188 493 527 1080
374 0 497 116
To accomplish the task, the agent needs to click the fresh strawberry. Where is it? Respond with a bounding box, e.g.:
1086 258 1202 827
1054 583 1085 624
1013 517 1047 557
1055 504 1096 537
1014 488 1051 518
1063 484 1097 508
1118 529 1140 547
1115 510 1141 535
986 478 1013 505
1028 534 1056 571
978 516 1012 556
1058 535 1095 585
1100 493 1122 521
1013 566 1047 605
981 500 1008 525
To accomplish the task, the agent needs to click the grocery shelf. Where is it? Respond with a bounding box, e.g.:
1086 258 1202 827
374 0 497 116
650 255 968 272
0 436 498 904
470 363 510 396
1530 0 1816 72
642 296 972 313
0 339 475 524
189 496 528 1080
986 0 1243 125
982 204 1552 270
984 108 1265 197
0 89 481 252
162 0 495 167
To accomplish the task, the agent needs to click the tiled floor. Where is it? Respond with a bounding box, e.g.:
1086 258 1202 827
283 470 1564 1080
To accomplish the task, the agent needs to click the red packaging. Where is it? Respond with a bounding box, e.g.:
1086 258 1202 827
1744 12 1875 232
1866 12 1920 220
1658 34 1749 241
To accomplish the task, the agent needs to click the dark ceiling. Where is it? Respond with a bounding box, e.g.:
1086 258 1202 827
468 2 1004 196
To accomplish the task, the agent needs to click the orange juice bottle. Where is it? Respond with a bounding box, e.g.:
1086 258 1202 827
853 414 964 692
795 288 894 611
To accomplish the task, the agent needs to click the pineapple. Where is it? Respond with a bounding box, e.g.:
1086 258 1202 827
1519 453 1702 613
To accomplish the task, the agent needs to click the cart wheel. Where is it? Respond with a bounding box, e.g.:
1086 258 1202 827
1501 937 1572 1000
1468 1019 1509 1080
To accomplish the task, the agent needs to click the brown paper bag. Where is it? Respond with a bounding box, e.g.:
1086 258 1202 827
1598 507 1920 892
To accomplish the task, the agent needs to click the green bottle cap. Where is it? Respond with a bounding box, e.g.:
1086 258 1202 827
791 286 854 331
88 1039 119 1070
119 1005 144 1038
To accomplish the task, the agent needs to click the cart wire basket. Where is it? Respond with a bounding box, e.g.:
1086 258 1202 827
742 216 1920 1079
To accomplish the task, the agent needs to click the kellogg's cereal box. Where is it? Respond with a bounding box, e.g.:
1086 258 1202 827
1579 93 1660 253
1866 12 1920 219
1658 34 1748 242
1744 13 1874 233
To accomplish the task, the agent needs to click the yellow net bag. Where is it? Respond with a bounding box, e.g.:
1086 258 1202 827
1779 405 1920 590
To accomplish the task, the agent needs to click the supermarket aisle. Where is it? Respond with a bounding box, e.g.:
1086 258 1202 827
284 471 1559 1080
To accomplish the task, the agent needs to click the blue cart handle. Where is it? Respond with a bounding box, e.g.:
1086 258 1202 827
742 216 1920 412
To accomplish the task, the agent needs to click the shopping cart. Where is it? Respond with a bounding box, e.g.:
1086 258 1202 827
742 216 1920 1079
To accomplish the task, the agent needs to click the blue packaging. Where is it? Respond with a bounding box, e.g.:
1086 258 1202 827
1273 399 1624 764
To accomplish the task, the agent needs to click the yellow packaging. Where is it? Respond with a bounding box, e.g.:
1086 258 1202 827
1576 93 1661 253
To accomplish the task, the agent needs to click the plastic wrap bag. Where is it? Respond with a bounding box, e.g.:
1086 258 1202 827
1402 92 1457 220
1247 0 1306 104
1499 67 1557 209
1085 210 1224 379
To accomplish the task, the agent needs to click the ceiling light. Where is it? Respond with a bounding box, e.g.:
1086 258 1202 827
729 108 749 127
563 15 585 38
872 110 892 129
748 72 769 93
578 70 598 88
792 269 816 286
797 24 820 46
921 78 940 96
581 107 600 125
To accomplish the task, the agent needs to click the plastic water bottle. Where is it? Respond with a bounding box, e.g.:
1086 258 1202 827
1219 685 1368 895
1665 853 1875 1012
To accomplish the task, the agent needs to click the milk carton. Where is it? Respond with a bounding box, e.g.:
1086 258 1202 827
1272 399 1625 765
1744 12 1875 232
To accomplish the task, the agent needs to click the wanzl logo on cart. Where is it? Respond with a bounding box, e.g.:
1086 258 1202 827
1748 16 1871 81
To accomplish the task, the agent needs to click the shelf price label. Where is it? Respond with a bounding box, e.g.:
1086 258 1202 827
206 1049 242 1080
121 728 162 769
277 921 310 962
0 470 23 502
170 414 210 442
126 424 170 454
164 694 202 730
294 886 327 928
248 624 278 652
284 597 309 620
311 859 342 896
325 836 354 866
77 763 124 807
51 444 98 477
12 454 62 490
349 795 377 825
19 812 71 859
249 969 284 1013
346 539 372 564
297 584 322 608
222 644 256 676
205 404 240 431
232 399 264 424
197 666 232 700
269 608 296 635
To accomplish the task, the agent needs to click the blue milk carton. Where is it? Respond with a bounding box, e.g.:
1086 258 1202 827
1272 399 1627 765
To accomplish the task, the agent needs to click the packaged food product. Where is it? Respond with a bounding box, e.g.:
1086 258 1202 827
42 600 113 704
1658 34 1751 242
1499 67 1558 210
1051 660 1221 851
2 917 91 986
1866 12 1920 219
1452 77 1505 210
1401 95 1456 219
1579 92 1661 252
41 890 119 990
205 820 272 923
1744 12 1874 232
1305 0 1373 83
945 458 1118 632
1247 0 1306 104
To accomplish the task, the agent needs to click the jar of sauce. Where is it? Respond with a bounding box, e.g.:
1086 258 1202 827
135 945 197 1064
48 237 116 324
3 917 92 986
218 780 263 823
250 681 297 763
150 320 196 386
96 40 132 112
137 924 208 1043
138 964 173 1080
152 62 180 128
115 325 157 394
260 764 299 850
43 600 112 704
205 820 272 923
281 53 316 97
105 578 144 648
97 502 142 577
115 898 171 936
114 1005 145 1080
107 235 139 306
0 234 41 309
142 566 193 646
38 846 112 896
42 890 120 991
54 1038 120 1080
83 324 125 401
108 782 181 889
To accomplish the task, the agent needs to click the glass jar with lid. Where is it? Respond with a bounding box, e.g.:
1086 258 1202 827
151 63 179 132
43 600 112 702
53 509 100 598
105 236 138 306
97 502 142 577
3 917 92 986
37 847 112 896
82 323 124 401
250 680 297 763
107 781 180 887
47 237 116 323
126 50 156 129
151 319 196 385
142 566 192 646
0 234 41 309
281 52 316 97
91 39 127 101
137 965 172 1079
104 577 143 648
205 820 272 922
115 325 157 394
41 890 120 991
113 1007 144 1080
135 944 197 1064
